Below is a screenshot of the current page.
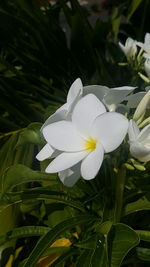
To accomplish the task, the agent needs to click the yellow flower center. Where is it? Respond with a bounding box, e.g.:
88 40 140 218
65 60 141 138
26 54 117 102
84 137 97 151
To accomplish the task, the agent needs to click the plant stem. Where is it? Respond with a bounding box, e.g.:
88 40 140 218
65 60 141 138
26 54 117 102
113 164 126 223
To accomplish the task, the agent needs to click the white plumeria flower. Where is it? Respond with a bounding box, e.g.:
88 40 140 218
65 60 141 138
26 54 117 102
42 94 128 181
136 33 150 59
128 120 150 162
144 58 150 79
119 37 137 60
83 85 136 112
37 78 135 162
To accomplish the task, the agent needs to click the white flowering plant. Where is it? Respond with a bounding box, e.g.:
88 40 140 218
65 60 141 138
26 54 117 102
1 1 150 265
0 76 150 266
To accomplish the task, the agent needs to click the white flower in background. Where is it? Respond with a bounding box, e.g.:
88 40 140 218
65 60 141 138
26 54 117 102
128 120 150 162
144 58 150 79
126 87 150 109
41 94 128 181
119 37 137 60
83 85 136 112
136 33 150 59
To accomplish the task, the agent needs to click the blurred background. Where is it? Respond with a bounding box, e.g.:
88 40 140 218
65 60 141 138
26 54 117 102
0 0 149 133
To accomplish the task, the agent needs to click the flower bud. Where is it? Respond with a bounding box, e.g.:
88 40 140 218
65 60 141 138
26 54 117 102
133 90 150 121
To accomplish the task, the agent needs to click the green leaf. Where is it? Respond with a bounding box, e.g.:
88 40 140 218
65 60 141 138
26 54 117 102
1 164 57 192
0 226 50 246
135 230 150 242
124 197 150 216
75 235 98 250
76 234 107 267
0 187 85 213
22 215 94 267
136 247 150 262
50 248 77 267
127 0 143 21
111 7 121 41
109 223 140 267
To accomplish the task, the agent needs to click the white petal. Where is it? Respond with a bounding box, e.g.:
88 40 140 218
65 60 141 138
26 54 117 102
143 53 150 59
67 78 83 105
41 108 67 132
45 151 88 173
138 124 150 142
144 59 150 79
83 85 108 101
130 142 150 162
92 112 128 153
81 143 104 180
72 94 106 136
126 92 146 108
43 121 84 152
59 163 81 187
104 86 136 106
36 144 54 161
136 41 144 49
144 33 150 52
128 120 140 142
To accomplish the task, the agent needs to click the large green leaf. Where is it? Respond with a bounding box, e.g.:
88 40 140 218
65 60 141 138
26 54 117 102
1 164 57 192
109 223 140 267
22 215 94 267
76 234 107 267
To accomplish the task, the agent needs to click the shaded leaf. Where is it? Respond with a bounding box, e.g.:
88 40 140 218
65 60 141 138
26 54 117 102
1 164 57 192
124 197 150 216
109 223 140 267
0 226 50 246
127 0 143 21
76 234 107 267
135 230 150 242
136 247 150 262
22 215 94 267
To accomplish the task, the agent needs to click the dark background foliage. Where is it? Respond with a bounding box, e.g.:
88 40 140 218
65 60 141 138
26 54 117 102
0 0 148 132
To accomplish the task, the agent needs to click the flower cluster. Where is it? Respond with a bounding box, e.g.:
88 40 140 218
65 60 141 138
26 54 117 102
119 33 150 83
36 78 150 186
